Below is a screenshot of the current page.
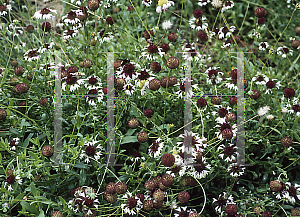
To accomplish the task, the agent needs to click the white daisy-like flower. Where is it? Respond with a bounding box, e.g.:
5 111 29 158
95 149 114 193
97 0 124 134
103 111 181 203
121 193 143 215
224 78 239 91
282 107 289 113
211 0 223 9
221 39 232 48
38 42 55 53
70 0 82 5
265 79 281 94
217 143 237 162
218 26 235 39
9 138 20 151
174 206 191 217
198 0 211 6
188 16 208 31
282 182 300 204
259 42 269 51
258 106 271 117
139 45 165 61
142 0 152 7
266 114 274 120
104 3 111 8
252 73 269 85
24 49 40 61
181 44 211 64
0 5 8 16
222 0 234 10
227 163 245 177
276 46 293 58
212 192 234 215
14 42 26 49
162 20 172 30
63 28 78 39
79 139 103 163
124 83 136 96
95 31 114 44
34 8 57 20
156 0 175 13
62 9 82 25
148 138 164 158
205 66 224 85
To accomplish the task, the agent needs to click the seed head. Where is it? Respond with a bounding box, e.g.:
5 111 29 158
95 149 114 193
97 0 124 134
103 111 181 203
249 90 260 100
262 211 272 217
149 79 161 91
161 174 174 187
166 56 179 69
106 182 115 194
225 204 238 215
193 9 203 18
15 83 29 94
0 109 7 121
153 189 164 202
178 191 190 203
39 98 48 106
14 66 24 76
83 59 93 68
144 180 156 191
281 137 292 147
88 0 99 11
144 109 153 118
114 182 127 194
254 7 266 18
128 118 139 129
160 43 170 52
137 132 148 143
42 145 54 157
150 62 161 72
197 30 208 41
143 200 154 211
211 96 221 105
168 32 178 42
269 180 282 192
222 128 233 140
51 211 63 217
161 153 175 167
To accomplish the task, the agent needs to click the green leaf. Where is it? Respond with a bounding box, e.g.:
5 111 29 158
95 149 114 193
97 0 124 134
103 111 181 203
59 196 67 210
121 136 138 144
125 129 136 136
12 193 26 204
0 187 10 195
29 182 37 197
38 209 45 217
20 201 39 215
294 130 300 142
281 204 294 209
28 151 39 160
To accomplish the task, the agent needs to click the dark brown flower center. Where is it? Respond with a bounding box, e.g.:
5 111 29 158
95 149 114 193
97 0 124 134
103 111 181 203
224 146 234 156
86 145 96 156
28 50 39 58
67 11 77 19
40 8 51 15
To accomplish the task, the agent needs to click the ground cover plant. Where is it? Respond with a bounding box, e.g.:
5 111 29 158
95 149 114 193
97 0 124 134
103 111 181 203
0 0 300 216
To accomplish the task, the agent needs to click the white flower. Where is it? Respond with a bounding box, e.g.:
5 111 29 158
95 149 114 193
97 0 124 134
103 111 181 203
222 0 234 10
276 46 293 58
148 138 164 158
282 107 288 113
259 42 269 51
228 163 245 177
211 0 223 9
62 9 83 25
34 8 57 20
63 29 78 39
24 49 40 62
124 84 135 96
189 16 208 31
156 0 174 13
142 0 152 7
162 20 172 30
266 114 274 120
258 106 270 117
198 0 211 6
